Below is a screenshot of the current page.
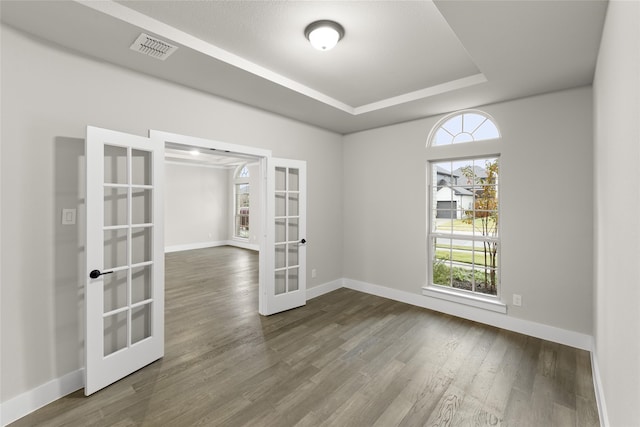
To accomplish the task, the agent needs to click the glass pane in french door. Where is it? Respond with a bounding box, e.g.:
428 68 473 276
102 144 154 357
274 166 301 295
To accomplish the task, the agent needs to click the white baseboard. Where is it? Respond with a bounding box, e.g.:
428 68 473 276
590 350 609 427
164 240 227 253
1 369 84 427
306 279 343 300
226 240 259 252
342 278 593 351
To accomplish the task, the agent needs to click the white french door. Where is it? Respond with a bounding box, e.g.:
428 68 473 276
262 158 307 315
85 126 164 395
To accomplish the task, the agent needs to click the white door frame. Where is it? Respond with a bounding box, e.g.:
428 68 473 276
149 130 274 314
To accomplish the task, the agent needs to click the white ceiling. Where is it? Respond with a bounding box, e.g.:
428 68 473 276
1 0 607 134
165 143 257 168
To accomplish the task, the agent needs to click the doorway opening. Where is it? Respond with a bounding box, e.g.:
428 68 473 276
164 142 262 252
151 130 271 314
163 143 263 316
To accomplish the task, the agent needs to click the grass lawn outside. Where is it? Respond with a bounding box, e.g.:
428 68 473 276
434 218 497 233
435 242 492 251
435 248 495 267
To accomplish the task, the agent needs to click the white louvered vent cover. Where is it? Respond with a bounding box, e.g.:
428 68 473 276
130 33 177 60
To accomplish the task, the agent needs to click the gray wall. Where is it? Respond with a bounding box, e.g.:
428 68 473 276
165 163 229 247
164 162 261 249
0 25 343 401
593 1 640 424
343 86 594 334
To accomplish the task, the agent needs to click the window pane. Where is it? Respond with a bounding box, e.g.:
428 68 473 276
475 267 498 296
288 218 299 242
131 149 151 186
442 115 462 135
275 193 285 217
462 113 486 134
275 244 286 269
275 167 286 191
453 133 474 144
288 169 299 191
132 188 152 224
104 229 127 270
131 227 151 264
275 219 286 243
432 258 451 287
432 238 452 287
275 271 286 295
473 119 500 141
131 265 152 304
434 218 453 234
450 262 473 292
104 187 128 227
104 145 127 185
288 268 299 292
104 312 127 356
131 304 152 344
433 128 452 146
288 244 298 267
103 270 128 312
288 193 299 216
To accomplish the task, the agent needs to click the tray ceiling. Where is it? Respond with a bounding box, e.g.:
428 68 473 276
1 0 607 134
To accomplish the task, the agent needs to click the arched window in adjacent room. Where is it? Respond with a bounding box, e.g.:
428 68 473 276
234 164 250 239
238 165 250 178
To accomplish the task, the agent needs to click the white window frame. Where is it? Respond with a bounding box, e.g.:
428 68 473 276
424 110 506 313
233 164 250 240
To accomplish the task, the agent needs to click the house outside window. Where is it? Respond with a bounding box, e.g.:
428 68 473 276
234 165 250 239
425 111 504 311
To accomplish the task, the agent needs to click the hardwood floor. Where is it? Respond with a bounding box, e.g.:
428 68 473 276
11 246 600 426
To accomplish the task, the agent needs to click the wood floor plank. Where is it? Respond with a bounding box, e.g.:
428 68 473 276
9 246 600 427
483 332 528 418
318 359 407 426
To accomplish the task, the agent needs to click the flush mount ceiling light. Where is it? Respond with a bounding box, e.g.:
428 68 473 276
304 20 345 51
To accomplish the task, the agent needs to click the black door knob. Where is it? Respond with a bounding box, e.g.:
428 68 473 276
300 239 307 244
89 269 113 279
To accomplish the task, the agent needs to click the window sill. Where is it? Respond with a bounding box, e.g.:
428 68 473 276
422 285 507 314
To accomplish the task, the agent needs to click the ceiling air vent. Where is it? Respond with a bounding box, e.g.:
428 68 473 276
130 33 177 61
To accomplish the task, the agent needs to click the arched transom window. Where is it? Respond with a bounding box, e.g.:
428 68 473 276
429 111 500 146
237 165 250 178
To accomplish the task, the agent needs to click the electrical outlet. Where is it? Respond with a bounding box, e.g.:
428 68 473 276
311 269 317 279
513 294 522 307
61 208 76 225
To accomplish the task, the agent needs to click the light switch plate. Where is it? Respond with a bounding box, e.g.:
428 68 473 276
62 208 76 225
